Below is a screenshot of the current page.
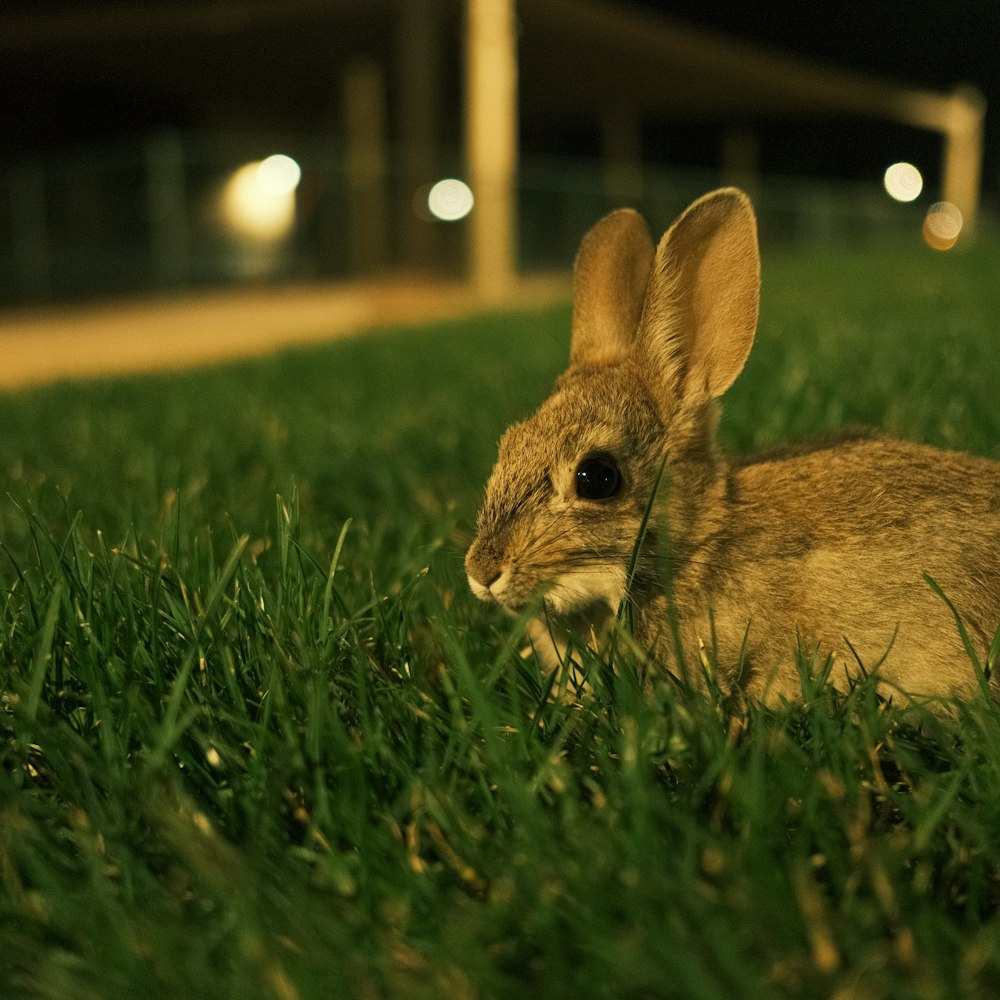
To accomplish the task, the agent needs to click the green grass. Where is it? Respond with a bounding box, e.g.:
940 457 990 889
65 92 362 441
2 239 1000 999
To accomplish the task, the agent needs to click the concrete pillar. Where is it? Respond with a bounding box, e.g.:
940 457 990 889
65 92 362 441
465 0 518 295
601 100 643 206
395 0 442 269
145 130 190 288
344 59 389 273
721 126 760 199
8 160 50 302
940 85 986 238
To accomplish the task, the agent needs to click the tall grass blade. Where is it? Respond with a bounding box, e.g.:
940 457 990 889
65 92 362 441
25 582 61 723
924 572 990 690
321 518 352 639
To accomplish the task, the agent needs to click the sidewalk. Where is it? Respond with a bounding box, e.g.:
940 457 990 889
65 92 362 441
0 274 569 391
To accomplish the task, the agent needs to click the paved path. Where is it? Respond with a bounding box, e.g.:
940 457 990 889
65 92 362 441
0 275 569 391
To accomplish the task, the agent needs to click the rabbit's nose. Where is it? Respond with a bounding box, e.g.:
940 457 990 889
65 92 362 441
466 537 521 608
465 542 504 595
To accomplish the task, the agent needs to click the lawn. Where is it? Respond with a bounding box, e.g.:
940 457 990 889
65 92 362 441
2 237 1000 999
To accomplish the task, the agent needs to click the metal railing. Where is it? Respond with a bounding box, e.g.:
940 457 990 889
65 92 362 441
0 130 988 307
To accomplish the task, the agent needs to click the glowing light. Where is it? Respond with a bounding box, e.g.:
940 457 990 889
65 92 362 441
257 154 301 196
923 202 963 251
427 178 474 221
220 155 300 241
883 162 923 202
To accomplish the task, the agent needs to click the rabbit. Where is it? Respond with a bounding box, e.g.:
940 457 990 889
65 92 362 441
465 187 1000 705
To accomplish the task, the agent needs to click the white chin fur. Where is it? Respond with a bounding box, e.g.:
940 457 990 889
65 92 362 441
543 567 627 617
467 575 493 602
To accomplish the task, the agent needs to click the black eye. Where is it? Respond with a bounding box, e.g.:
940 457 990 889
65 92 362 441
575 453 622 501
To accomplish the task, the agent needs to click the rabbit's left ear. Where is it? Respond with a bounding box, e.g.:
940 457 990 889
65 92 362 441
570 208 655 368
638 188 759 408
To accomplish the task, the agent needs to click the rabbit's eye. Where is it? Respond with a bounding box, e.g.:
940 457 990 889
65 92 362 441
575 454 622 501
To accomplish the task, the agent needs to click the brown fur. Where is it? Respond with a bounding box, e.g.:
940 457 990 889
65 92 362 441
465 188 1000 704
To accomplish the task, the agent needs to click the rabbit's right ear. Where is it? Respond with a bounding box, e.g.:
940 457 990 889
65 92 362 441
570 208 655 368
637 188 759 410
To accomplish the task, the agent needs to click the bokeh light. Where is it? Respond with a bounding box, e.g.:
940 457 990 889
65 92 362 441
256 154 302 196
220 154 301 241
427 178 475 221
883 162 923 202
922 202 963 251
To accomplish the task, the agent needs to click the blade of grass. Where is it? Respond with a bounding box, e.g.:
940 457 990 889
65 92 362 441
25 581 61 724
924 572 990 688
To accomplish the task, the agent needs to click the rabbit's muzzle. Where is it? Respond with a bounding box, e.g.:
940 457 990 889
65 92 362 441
465 538 506 603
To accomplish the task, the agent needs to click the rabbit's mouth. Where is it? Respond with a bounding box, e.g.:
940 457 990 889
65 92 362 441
466 565 534 612
466 563 625 624
542 567 627 619
467 572 498 604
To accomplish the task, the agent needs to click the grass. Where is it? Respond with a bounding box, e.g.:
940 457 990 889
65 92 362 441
2 237 1000 999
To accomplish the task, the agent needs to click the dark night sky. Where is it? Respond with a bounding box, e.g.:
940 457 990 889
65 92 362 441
656 0 999 96
1 1 998 190
632 0 1000 189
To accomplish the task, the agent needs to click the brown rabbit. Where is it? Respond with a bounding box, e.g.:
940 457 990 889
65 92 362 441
465 188 1000 704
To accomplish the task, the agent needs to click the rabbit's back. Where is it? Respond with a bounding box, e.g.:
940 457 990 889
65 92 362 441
669 437 1000 701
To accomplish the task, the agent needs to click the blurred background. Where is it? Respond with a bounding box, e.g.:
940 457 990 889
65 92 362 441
0 0 996 308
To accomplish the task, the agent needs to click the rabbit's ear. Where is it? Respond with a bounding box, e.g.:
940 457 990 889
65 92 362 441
570 208 655 368
637 188 759 407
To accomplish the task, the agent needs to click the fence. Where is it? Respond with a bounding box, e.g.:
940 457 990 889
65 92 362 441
0 130 981 308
